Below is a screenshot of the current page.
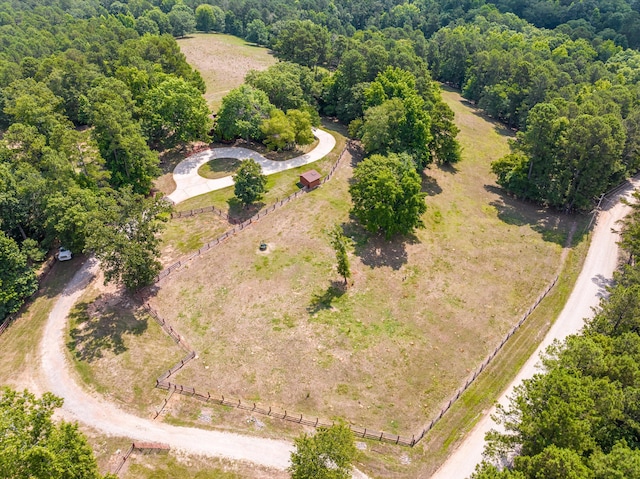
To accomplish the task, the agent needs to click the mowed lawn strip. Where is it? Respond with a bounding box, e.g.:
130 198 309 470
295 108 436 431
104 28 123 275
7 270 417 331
177 33 276 111
148 88 578 441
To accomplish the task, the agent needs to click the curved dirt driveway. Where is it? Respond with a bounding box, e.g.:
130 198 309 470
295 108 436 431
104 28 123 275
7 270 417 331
39 258 294 470
38 254 372 477
167 128 336 204
431 177 640 479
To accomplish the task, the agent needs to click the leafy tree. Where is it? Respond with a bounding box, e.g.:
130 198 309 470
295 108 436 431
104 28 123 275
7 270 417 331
245 19 269 45
168 4 196 38
260 109 295 151
286 109 315 145
329 225 351 285
233 159 267 207
349 153 427 239
272 20 330 67
0 388 113 479
44 186 100 253
245 62 317 112
216 85 274 141
135 16 160 35
289 424 357 479
0 232 37 320
195 4 224 33
143 8 172 34
141 75 212 147
85 78 159 194
85 188 170 291
360 68 435 169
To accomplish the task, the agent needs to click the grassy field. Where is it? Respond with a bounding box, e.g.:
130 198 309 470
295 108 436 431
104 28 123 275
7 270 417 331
160 212 230 266
147 86 580 448
0 33 592 479
64 273 184 417
177 33 276 111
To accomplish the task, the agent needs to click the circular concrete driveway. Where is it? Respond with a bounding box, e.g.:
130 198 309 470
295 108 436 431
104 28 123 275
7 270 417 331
167 128 336 204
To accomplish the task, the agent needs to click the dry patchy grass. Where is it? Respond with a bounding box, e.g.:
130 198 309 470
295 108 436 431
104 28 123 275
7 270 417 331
65 276 184 417
177 33 276 111
147 90 579 444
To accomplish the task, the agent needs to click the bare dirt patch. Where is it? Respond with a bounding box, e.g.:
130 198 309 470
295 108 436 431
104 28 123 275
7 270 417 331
178 34 276 111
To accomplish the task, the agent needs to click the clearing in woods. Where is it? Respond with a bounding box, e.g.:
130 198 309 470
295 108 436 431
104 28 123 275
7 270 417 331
34 38 586 478
146 85 580 458
177 33 276 111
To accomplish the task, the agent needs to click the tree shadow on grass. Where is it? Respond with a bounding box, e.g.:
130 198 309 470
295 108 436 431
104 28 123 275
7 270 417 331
227 197 266 223
421 172 442 196
307 281 347 315
199 157 241 179
342 221 415 270
484 185 587 246
67 294 148 362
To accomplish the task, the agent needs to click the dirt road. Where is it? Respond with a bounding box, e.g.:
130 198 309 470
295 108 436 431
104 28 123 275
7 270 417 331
430 178 640 479
38 257 373 477
38 258 294 470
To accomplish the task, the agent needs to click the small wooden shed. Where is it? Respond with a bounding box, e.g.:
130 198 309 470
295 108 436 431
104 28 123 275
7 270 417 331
300 170 321 189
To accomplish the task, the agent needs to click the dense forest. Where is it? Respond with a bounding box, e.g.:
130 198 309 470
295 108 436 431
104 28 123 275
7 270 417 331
1 1 640 474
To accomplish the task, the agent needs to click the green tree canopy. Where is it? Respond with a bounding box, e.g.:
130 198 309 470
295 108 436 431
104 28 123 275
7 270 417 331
216 85 274 141
168 4 195 38
0 232 37 320
260 109 295 151
349 153 427 239
272 19 330 67
85 188 170 291
0 388 112 479
289 424 357 479
233 158 267 207
195 4 224 33
141 74 212 147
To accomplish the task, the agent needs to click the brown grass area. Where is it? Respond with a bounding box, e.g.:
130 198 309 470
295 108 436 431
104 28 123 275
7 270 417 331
65 275 184 417
147 89 578 444
177 34 276 111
